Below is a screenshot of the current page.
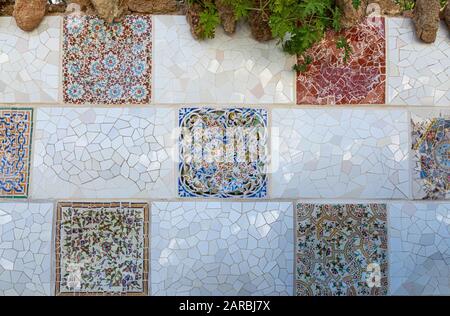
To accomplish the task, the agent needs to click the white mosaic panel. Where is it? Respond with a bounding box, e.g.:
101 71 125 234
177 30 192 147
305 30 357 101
151 201 294 296
387 18 450 106
0 203 52 296
389 203 450 295
271 108 410 199
31 108 176 199
0 17 60 103
153 15 295 104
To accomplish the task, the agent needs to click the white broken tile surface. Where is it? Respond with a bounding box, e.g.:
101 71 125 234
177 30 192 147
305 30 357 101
387 18 450 106
153 15 295 104
0 203 52 296
151 201 294 296
270 108 410 199
31 107 176 199
0 17 60 103
389 203 450 295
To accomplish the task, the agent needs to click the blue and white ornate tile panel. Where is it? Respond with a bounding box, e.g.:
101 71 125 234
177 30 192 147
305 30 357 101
178 108 268 198
389 203 450 295
151 201 293 296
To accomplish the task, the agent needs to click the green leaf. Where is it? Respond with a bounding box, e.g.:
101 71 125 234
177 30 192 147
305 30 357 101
352 0 361 9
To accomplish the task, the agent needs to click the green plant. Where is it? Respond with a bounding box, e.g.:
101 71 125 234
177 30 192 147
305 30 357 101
394 0 448 11
187 0 221 39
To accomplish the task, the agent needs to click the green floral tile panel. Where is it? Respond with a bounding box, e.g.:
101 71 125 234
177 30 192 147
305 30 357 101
296 203 388 296
55 202 149 295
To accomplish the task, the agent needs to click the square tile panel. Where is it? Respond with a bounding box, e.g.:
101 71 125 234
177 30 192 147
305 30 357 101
387 18 450 106
389 203 450 295
151 201 294 296
55 202 149 295
178 108 268 198
0 203 53 296
296 17 386 105
154 15 295 104
63 15 152 104
32 107 176 199
0 108 33 198
271 108 410 199
295 203 388 296
411 109 450 200
0 17 60 103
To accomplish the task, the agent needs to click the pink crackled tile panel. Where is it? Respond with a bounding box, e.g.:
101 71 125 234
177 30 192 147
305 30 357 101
296 17 386 105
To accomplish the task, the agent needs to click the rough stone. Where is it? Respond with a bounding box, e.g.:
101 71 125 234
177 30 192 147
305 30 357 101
413 0 441 43
248 0 272 42
368 0 401 16
444 3 450 30
337 0 368 28
13 0 47 32
216 0 236 35
127 0 178 14
90 0 127 23
186 2 204 40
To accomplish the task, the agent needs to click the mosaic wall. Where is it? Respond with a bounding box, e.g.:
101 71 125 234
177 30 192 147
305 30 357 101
389 203 450 295
178 108 268 198
0 14 449 296
271 108 410 199
63 15 152 105
411 109 450 200
0 17 60 103
151 202 293 296
387 19 450 106
0 109 33 198
297 17 386 105
153 15 295 104
55 202 149 295
0 203 52 296
31 107 175 199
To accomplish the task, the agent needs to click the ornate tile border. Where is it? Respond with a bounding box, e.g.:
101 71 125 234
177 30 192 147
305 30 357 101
0 108 33 198
55 202 149 296
295 203 388 296
62 15 152 105
178 108 268 198
411 109 450 200
296 17 386 105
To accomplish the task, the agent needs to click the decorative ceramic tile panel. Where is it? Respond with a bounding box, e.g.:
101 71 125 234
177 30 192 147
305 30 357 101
63 15 152 104
387 18 450 106
32 107 175 199
178 108 268 198
0 203 53 296
296 203 388 296
55 202 149 295
411 109 450 200
0 17 60 103
296 17 386 105
154 15 295 104
271 108 410 199
0 109 33 198
389 203 450 295
151 201 293 296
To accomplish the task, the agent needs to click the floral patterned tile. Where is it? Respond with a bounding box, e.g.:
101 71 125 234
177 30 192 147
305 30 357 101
296 17 386 105
411 109 450 200
296 203 388 296
55 202 149 295
63 15 152 105
0 109 33 198
178 108 268 198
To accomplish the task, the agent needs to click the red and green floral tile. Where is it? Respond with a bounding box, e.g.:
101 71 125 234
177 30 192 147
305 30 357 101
62 15 152 105
55 202 149 295
296 17 386 105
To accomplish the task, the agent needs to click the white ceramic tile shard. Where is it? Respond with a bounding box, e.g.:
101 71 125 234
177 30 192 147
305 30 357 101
387 18 450 106
389 203 450 295
151 201 294 296
0 203 53 296
153 15 295 104
31 107 176 199
0 17 60 103
271 108 410 199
